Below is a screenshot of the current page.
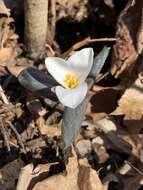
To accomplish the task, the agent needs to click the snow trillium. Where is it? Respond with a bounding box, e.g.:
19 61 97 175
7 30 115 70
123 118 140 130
45 48 94 109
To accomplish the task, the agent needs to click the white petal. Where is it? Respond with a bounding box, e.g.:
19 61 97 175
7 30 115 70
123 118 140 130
45 57 72 87
67 48 94 83
55 82 88 108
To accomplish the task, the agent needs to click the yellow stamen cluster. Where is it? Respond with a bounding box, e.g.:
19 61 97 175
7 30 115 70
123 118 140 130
64 74 79 89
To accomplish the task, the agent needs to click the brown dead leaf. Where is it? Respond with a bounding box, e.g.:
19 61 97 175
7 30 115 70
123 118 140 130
4 17 14 25
113 77 143 133
32 149 106 190
0 0 10 16
137 7 143 54
16 162 58 190
0 65 8 75
76 139 92 157
83 119 132 154
27 99 47 116
16 164 34 190
9 33 19 40
7 65 28 77
111 77 143 159
92 137 109 163
0 16 14 27
66 0 81 8
87 87 122 122
1 26 14 48
78 158 105 190
36 116 61 137
111 0 142 78
0 17 15 48
0 159 24 190
116 156 143 190
57 0 88 22
0 47 13 66
104 0 114 8
32 151 79 190
57 0 81 7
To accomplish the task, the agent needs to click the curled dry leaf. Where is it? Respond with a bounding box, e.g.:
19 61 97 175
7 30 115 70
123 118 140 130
0 47 13 66
113 77 143 133
0 65 8 75
57 0 87 22
7 65 28 77
137 5 143 54
111 0 142 78
27 99 47 117
92 137 109 164
16 162 58 190
83 119 132 154
1 25 15 48
32 149 106 190
0 0 10 16
76 139 92 157
116 157 143 190
35 116 61 137
110 76 143 160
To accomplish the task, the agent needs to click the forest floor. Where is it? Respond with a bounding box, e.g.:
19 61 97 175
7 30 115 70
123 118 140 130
0 0 143 190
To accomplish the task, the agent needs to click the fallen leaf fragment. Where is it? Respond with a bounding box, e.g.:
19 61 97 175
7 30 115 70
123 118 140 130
32 153 79 190
116 158 143 190
113 77 143 133
78 158 105 190
32 149 106 190
111 0 142 77
0 0 10 16
76 139 92 157
92 137 109 163
7 65 28 77
16 164 34 190
0 47 13 66
27 99 47 116
36 116 61 137
16 162 58 190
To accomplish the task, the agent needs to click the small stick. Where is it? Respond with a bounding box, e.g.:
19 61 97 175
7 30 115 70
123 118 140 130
95 71 110 83
125 160 143 175
7 121 26 154
46 44 55 56
9 141 19 148
0 120 10 151
0 84 9 104
51 0 56 38
62 37 116 58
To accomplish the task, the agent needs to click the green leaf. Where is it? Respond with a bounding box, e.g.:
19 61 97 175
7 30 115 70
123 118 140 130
90 46 110 77
18 67 57 99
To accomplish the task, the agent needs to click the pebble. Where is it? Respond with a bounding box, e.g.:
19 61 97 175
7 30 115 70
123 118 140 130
76 139 92 157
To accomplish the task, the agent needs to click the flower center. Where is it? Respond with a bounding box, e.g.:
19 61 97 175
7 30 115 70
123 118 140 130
63 73 79 89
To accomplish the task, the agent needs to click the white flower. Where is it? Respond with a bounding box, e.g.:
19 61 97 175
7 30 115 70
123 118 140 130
45 48 94 108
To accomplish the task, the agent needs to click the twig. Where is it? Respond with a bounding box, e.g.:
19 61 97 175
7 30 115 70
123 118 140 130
51 0 56 38
0 120 10 151
0 84 9 104
9 141 19 148
95 71 110 83
62 37 116 58
125 160 143 175
45 43 55 56
6 121 26 154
